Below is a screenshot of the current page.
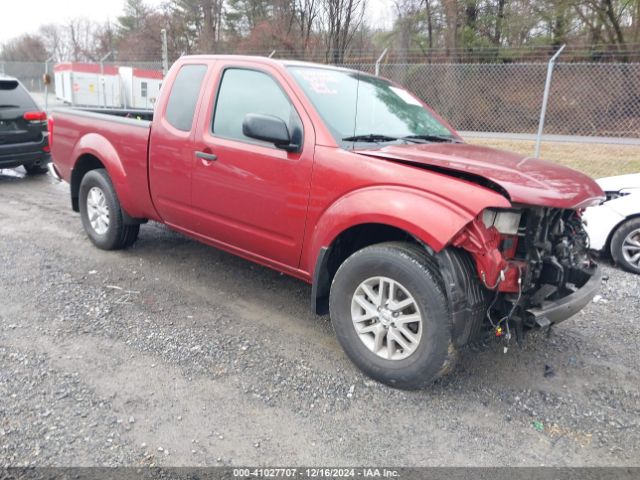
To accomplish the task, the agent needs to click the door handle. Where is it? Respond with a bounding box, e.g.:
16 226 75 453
195 151 217 162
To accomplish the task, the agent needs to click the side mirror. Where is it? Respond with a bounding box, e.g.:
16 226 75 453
242 113 299 152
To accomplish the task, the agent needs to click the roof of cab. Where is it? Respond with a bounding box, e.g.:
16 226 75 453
180 54 364 75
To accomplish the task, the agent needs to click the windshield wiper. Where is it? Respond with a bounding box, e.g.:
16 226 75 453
401 134 462 143
342 133 462 144
342 134 400 143
342 134 431 145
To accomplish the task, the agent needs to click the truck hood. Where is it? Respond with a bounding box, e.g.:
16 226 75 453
356 143 604 209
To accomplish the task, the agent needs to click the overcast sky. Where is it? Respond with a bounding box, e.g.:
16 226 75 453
0 0 393 45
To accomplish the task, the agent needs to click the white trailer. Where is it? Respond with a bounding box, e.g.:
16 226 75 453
54 63 122 108
119 67 163 110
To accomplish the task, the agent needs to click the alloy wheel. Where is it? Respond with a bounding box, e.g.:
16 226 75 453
350 276 423 361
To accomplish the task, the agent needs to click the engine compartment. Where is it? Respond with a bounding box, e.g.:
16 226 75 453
513 207 595 304
493 207 598 337
446 206 599 345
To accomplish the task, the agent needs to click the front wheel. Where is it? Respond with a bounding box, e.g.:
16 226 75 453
329 242 452 389
610 217 640 274
78 169 139 250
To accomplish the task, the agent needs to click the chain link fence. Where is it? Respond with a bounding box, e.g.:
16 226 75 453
4 59 638 140
372 62 640 138
2 58 639 176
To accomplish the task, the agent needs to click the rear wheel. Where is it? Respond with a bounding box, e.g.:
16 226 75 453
329 242 451 389
23 163 49 175
610 217 640 274
79 169 139 250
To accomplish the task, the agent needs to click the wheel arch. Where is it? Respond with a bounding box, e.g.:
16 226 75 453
70 153 106 211
69 135 144 224
311 223 426 315
306 185 508 315
606 213 640 257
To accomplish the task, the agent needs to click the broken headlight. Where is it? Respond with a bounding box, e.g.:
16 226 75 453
482 208 522 235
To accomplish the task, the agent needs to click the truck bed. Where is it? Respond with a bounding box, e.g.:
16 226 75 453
50 107 157 221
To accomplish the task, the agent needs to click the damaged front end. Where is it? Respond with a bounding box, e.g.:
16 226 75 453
438 206 601 346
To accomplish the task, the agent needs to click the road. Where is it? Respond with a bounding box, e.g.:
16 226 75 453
1 168 639 467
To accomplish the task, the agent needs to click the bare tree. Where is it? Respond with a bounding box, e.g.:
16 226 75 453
0 35 48 61
295 0 321 52
197 0 225 52
322 0 367 63
572 0 632 50
67 19 104 61
442 0 459 59
164 0 201 55
493 0 507 46
393 0 440 55
3 0 640 65
199 0 216 51
425 0 434 50
38 24 71 61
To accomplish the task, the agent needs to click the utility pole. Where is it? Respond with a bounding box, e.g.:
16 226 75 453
161 29 169 76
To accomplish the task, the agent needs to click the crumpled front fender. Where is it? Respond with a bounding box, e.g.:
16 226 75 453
304 184 511 275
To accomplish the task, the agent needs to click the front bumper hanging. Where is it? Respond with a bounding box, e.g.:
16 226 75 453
526 265 602 327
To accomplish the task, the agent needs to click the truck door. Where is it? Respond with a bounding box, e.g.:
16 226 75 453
190 64 314 268
149 63 208 227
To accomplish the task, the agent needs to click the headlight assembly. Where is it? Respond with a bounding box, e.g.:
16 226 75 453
482 209 522 235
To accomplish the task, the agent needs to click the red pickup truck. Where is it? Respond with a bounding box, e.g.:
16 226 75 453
49 55 604 389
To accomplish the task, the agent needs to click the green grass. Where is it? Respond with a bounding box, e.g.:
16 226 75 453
468 138 640 178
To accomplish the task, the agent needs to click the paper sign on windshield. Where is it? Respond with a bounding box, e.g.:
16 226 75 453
389 86 423 106
298 70 339 95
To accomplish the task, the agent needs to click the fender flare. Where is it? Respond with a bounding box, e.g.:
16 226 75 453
70 133 138 217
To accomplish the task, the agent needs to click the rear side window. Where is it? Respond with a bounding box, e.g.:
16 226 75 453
0 80 37 110
213 69 299 144
165 65 207 132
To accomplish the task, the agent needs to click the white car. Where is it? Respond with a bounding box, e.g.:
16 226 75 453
583 173 640 274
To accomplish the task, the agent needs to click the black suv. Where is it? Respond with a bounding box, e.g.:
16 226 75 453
0 75 50 174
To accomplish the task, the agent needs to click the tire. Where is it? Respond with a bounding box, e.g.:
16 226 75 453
24 163 49 175
329 241 451 389
610 217 640 274
78 169 140 250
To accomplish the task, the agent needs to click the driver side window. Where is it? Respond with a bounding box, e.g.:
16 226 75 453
213 68 300 146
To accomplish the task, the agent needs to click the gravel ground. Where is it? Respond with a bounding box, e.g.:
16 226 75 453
1 168 639 467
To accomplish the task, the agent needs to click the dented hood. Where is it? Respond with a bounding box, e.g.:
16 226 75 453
356 143 604 209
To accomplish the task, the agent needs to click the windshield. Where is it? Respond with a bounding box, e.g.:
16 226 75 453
288 66 456 148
